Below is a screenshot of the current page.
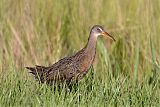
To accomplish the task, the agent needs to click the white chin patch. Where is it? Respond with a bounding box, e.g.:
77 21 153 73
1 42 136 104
95 33 100 37
95 34 99 37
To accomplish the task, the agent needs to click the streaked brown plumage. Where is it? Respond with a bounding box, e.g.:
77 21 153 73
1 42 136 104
26 25 115 85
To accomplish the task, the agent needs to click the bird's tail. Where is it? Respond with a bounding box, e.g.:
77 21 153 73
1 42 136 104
25 65 47 83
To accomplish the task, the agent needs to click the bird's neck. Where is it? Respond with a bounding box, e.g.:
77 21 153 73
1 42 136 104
85 33 98 55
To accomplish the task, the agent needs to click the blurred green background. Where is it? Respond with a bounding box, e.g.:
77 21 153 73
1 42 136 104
0 0 160 106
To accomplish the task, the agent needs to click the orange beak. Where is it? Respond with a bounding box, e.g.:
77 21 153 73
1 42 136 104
101 32 116 41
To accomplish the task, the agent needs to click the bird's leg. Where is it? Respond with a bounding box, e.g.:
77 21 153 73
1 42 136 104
90 65 94 80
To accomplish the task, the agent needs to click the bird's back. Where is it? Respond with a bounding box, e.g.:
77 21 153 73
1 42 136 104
26 48 93 85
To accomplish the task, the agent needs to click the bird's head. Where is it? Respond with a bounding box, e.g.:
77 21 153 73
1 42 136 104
90 25 115 41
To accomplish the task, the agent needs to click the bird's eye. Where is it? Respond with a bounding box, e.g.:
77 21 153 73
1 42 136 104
97 28 101 31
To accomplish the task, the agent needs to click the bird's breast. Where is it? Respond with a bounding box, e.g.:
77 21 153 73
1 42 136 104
77 53 95 73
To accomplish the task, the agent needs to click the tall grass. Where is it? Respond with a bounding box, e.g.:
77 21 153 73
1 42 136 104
0 0 160 106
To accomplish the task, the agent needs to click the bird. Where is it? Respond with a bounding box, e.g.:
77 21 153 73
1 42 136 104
26 25 115 85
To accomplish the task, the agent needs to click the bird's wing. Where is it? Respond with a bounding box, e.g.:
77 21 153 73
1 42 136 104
46 56 78 83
